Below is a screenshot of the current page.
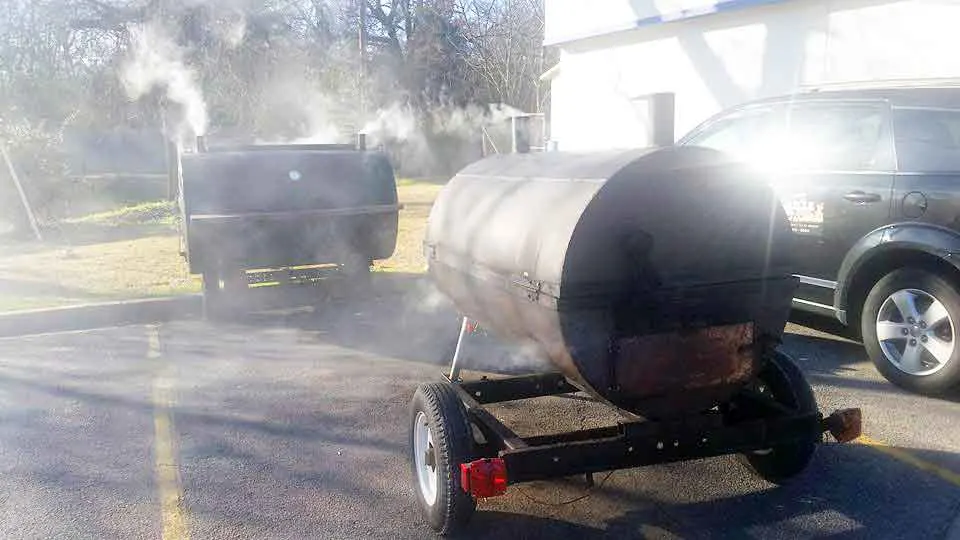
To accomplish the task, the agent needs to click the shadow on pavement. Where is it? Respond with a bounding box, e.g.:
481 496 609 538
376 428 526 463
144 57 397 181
789 310 858 341
461 512 603 538
231 271 554 374
464 444 960 539
784 310 868 370
784 311 960 403
610 452 957 539
1 314 958 538
225 272 960 400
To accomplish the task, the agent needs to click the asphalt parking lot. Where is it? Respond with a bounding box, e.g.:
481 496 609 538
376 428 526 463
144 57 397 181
0 281 958 539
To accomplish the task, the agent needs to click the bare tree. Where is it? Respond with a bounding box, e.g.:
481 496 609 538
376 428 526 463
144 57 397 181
0 0 551 222
451 0 548 112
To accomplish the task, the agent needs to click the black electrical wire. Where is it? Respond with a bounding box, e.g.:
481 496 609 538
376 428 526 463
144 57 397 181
513 470 616 507
506 387 617 507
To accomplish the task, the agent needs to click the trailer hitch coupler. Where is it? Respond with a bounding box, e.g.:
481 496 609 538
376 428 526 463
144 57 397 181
822 408 863 443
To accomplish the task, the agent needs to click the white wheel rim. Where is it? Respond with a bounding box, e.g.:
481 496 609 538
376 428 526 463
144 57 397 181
414 411 439 507
876 288 955 376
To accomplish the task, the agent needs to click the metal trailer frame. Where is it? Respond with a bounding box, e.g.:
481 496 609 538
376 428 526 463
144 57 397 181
442 317 861 489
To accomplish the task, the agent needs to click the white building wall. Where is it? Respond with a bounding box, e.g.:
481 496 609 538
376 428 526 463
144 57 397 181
547 0 960 151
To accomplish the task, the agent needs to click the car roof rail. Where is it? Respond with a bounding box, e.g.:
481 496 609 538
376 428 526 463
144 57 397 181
800 77 960 92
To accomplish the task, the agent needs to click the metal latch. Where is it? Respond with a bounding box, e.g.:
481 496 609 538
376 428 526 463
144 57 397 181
512 272 544 303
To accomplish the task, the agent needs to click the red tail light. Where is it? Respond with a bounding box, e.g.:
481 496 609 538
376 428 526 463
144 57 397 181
460 458 508 498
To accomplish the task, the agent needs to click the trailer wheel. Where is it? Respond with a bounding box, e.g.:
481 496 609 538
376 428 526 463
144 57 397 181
739 350 820 484
202 268 246 320
339 254 372 297
409 382 476 535
201 270 225 320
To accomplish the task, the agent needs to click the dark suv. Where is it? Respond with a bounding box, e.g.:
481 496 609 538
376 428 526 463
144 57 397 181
679 86 960 395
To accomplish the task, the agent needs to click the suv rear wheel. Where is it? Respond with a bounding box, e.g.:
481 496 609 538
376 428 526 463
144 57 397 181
861 268 960 395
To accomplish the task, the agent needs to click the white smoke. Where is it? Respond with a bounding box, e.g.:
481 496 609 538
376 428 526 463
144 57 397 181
212 9 247 49
361 102 525 148
432 103 525 136
362 102 524 142
121 23 209 138
250 85 348 145
293 93 349 144
361 102 420 142
358 101 528 174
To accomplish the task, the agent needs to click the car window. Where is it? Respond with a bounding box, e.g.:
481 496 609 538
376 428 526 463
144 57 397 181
784 102 894 171
893 107 960 172
683 106 783 160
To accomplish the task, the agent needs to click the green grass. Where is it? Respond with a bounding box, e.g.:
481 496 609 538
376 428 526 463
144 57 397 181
0 234 201 312
374 181 443 274
396 176 448 187
63 200 178 227
0 181 445 312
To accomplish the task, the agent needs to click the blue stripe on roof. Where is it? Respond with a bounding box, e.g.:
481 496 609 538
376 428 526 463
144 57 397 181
544 0 790 46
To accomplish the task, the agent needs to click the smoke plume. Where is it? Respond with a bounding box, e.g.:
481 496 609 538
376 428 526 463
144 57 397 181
362 103 420 142
211 9 247 49
289 93 348 144
121 23 209 138
360 101 527 174
362 102 524 143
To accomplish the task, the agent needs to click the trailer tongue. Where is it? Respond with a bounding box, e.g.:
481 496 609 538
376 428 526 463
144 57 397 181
409 146 861 535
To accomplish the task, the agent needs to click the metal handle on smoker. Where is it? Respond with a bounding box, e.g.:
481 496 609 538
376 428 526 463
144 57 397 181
843 191 881 204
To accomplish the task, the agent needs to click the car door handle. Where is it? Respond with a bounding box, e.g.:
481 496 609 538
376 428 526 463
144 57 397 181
843 191 881 203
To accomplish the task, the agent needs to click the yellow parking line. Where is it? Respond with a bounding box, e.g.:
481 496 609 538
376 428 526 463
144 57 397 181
148 325 190 540
856 435 960 488
148 328 161 359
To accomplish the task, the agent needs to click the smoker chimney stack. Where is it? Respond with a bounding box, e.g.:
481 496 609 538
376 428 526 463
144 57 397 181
511 115 531 154
646 92 675 147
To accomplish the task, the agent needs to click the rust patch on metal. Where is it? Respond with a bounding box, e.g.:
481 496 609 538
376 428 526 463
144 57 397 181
613 323 756 400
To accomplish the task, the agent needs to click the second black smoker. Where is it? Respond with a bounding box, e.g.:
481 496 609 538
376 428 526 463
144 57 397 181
178 137 400 314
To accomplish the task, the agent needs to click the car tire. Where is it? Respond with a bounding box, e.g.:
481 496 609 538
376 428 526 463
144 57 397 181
861 268 960 395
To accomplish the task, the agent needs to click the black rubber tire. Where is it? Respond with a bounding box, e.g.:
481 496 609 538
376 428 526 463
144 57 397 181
221 269 248 295
343 263 371 280
739 350 820 484
861 268 960 395
201 270 225 320
341 252 372 277
409 383 477 535
202 269 246 321
340 256 372 297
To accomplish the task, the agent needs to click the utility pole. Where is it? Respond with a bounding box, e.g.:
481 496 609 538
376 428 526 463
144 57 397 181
0 143 42 242
358 0 367 124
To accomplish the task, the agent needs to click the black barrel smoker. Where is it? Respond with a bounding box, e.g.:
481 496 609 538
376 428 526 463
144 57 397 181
408 147 861 534
178 137 399 316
